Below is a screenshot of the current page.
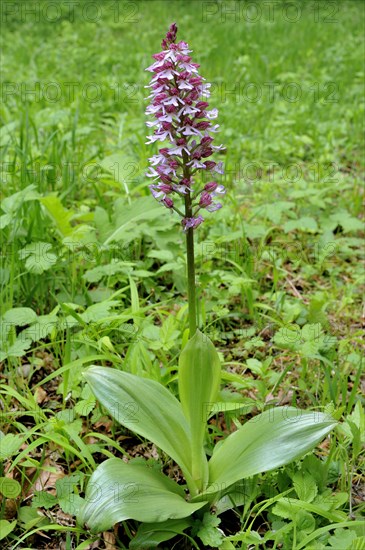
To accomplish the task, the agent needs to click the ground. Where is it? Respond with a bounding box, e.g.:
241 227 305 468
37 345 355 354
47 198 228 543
0 1 364 549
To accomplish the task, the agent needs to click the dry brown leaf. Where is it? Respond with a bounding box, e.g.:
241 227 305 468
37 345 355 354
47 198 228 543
27 459 65 496
103 531 117 550
34 386 48 404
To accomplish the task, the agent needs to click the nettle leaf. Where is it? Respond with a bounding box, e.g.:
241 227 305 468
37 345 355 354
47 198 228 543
80 301 120 323
3 307 37 326
207 407 336 493
178 330 221 489
74 397 96 417
148 249 174 262
0 338 32 361
78 458 206 532
83 261 135 283
19 242 57 274
32 490 58 509
284 217 318 233
327 211 364 233
273 502 316 535
159 315 180 351
328 529 358 549
195 512 223 547
21 312 58 342
272 497 346 523
273 323 332 357
296 510 316 534
84 367 194 485
59 494 84 516
292 470 318 503
252 201 293 224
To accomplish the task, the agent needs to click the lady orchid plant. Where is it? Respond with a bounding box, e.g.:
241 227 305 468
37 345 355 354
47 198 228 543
77 25 337 547
145 22 225 335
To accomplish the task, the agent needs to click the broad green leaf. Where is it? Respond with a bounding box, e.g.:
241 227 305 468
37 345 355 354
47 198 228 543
80 301 119 323
1 185 39 214
99 153 142 186
207 407 336 492
78 458 206 532
0 519 17 541
3 307 37 326
130 518 191 549
40 195 74 237
103 197 162 245
84 367 194 488
0 214 12 229
178 330 221 490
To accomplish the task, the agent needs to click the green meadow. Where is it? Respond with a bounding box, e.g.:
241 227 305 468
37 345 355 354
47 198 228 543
0 1 364 548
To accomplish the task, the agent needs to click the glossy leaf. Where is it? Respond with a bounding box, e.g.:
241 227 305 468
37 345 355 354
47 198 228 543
178 330 221 489
207 407 336 493
78 458 206 532
84 367 194 487
129 518 191 549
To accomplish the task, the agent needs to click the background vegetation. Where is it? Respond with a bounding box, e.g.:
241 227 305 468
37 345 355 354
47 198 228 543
0 0 364 548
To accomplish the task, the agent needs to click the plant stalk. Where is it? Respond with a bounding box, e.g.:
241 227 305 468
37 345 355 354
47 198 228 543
182 151 197 336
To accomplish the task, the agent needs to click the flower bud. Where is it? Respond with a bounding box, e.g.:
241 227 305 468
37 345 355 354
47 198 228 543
199 191 213 208
204 181 218 192
163 197 174 208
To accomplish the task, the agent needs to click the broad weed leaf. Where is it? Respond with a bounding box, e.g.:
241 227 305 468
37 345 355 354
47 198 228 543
78 458 206 532
178 330 221 489
84 366 194 486
207 407 337 493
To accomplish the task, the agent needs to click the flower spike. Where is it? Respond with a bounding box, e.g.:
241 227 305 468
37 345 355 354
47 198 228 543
145 23 225 230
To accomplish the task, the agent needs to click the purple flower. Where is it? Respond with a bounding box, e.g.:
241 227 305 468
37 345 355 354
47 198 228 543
145 23 225 230
182 215 204 230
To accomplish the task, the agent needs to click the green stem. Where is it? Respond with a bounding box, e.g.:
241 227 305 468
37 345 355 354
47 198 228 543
182 151 197 336
185 221 197 336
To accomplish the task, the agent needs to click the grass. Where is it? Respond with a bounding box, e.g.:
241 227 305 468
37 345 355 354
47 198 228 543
0 0 364 548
